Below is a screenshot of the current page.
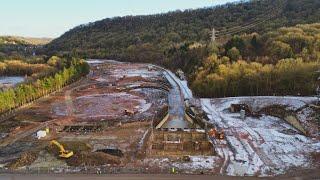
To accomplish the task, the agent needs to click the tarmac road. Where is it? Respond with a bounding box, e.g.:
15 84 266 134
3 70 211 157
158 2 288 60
0 174 265 180
2 172 320 180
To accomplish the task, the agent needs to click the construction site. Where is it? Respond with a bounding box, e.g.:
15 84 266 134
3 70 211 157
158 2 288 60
0 60 319 177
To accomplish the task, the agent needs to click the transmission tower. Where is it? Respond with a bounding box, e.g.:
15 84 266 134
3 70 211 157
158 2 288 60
211 28 216 42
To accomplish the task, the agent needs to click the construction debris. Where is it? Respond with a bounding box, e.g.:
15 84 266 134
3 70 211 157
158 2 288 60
1 60 319 177
208 128 224 139
7 151 38 169
66 152 120 166
148 129 214 156
62 125 102 132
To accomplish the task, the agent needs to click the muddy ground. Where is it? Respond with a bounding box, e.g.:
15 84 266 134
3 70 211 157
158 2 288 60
201 97 320 176
0 60 319 178
0 60 168 171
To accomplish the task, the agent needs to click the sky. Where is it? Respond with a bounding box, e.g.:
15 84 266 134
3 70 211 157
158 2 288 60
0 0 238 38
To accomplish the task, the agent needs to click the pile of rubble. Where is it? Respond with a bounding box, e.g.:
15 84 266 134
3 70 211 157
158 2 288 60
7 151 38 169
66 152 120 166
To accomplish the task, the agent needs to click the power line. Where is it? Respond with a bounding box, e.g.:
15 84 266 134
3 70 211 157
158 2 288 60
216 8 279 36
214 0 287 38
217 16 270 33
216 15 274 37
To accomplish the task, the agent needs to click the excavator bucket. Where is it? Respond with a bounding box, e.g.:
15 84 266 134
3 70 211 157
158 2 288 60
59 151 74 158
50 140 74 158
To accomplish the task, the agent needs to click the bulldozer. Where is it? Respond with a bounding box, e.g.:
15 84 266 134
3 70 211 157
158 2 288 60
50 140 74 158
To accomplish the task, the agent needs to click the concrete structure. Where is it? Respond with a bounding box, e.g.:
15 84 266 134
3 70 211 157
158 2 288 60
149 69 214 157
147 129 214 156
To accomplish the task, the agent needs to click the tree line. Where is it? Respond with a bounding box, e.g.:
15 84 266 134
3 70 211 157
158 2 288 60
222 23 320 64
191 56 319 97
44 0 320 63
0 59 89 114
189 23 320 97
0 60 55 76
0 55 80 83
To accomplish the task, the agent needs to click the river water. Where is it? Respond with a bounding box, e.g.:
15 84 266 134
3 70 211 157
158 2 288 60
0 76 25 87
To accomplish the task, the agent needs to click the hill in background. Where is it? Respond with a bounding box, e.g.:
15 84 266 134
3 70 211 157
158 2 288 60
45 0 320 63
0 36 52 45
0 36 52 60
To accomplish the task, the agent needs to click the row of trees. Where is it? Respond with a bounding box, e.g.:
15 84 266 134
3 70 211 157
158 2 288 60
0 60 55 76
0 59 89 113
191 55 319 97
0 55 77 83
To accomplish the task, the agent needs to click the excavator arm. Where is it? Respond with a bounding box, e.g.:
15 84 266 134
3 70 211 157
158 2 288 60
50 140 74 158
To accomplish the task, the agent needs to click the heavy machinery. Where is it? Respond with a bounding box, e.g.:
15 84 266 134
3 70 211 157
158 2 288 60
50 140 74 158
208 128 225 140
176 69 186 80
124 109 135 116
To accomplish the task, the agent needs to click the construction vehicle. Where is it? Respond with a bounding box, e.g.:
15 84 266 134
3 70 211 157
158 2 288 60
50 140 74 158
36 127 50 139
182 155 191 162
176 69 186 80
147 65 154 71
124 109 135 116
208 128 225 140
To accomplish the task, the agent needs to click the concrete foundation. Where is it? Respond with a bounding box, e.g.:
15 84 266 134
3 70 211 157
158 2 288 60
147 129 214 156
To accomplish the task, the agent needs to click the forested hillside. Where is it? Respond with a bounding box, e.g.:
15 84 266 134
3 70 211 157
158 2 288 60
44 0 320 98
0 36 44 60
46 0 320 64
0 36 51 46
191 23 320 97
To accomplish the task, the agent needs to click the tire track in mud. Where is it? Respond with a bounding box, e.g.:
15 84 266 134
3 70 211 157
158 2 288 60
202 99 271 175
0 119 57 147
65 89 75 117
215 103 267 175
200 98 317 176
242 128 276 169
63 80 96 118
201 100 230 174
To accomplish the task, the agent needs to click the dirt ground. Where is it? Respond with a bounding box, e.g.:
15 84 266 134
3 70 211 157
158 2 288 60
0 60 168 172
0 60 318 178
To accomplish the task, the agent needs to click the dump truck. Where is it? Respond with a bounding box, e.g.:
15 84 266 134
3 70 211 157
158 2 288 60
50 140 74 158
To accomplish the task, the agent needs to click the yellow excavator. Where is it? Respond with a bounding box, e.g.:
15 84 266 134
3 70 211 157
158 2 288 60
50 140 74 158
